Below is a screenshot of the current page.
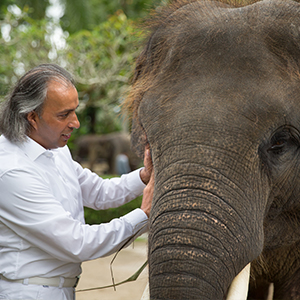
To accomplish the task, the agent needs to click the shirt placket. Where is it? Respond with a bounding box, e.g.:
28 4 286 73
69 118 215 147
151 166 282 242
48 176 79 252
43 151 74 211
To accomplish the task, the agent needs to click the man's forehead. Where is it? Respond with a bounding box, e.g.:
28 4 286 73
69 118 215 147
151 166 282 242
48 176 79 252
44 80 78 109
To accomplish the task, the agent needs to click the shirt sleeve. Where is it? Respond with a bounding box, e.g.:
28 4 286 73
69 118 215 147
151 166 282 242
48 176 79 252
73 160 146 210
0 168 148 263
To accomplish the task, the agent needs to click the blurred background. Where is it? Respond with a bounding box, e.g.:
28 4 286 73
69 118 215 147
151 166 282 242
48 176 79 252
0 0 164 144
0 0 164 224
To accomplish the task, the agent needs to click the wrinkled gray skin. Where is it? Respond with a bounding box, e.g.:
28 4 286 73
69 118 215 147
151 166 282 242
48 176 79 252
126 0 300 299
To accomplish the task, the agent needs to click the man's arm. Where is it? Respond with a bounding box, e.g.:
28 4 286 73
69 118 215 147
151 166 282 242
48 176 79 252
0 168 148 263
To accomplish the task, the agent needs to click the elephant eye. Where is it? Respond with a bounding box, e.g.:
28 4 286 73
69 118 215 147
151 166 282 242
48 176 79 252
267 126 300 155
259 125 300 176
268 140 285 154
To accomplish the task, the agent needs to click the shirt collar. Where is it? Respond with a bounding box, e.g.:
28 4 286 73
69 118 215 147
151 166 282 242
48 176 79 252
19 137 53 161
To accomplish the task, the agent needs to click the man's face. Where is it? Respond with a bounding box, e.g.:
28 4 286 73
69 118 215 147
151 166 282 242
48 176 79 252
28 80 80 149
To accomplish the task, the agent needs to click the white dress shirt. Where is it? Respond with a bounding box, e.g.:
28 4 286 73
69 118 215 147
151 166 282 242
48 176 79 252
0 135 147 280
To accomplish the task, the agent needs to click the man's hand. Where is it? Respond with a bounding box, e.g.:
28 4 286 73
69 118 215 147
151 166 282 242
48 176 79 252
139 146 152 184
140 145 154 217
141 169 154 218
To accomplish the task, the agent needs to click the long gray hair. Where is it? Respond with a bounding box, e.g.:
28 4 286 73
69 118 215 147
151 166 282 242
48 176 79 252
0 64 75 144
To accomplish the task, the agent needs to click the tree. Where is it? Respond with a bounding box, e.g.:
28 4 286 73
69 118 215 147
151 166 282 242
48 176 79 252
0 5 53 96
0 0 49 20
1 0 165 34
61 0 163 34
61 11 143 136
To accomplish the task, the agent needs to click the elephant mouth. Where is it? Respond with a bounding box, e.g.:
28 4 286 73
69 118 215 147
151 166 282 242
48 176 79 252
141 263 275 300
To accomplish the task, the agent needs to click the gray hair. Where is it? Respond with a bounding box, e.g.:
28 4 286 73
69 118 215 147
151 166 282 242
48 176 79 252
0 64 75 144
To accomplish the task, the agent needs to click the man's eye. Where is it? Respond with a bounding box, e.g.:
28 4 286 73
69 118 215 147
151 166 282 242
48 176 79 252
60 113 69 118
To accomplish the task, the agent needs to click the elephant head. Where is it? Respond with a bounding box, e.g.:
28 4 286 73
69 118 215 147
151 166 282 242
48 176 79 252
124 0 300 299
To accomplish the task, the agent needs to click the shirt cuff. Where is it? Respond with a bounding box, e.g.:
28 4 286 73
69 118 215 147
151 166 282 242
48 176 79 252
124 168 146 196
122 208 149 235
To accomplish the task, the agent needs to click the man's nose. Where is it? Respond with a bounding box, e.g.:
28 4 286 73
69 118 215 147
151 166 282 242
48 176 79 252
69 112 80 129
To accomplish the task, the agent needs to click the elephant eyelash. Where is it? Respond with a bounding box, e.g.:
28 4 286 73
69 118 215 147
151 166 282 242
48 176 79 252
268 141 285 151
267 140 286 154
267 126 300 154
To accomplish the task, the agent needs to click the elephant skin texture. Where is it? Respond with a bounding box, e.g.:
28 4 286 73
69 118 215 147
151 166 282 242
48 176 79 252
124 0 300 299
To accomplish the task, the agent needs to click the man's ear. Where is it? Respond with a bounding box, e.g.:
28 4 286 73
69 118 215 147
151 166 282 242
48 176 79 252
27 111 38 131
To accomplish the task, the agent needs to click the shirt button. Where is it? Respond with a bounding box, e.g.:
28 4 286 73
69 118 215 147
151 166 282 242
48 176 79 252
45 151 53 158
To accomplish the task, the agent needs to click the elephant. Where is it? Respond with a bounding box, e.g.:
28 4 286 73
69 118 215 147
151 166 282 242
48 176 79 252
73 132 141 174
123 0 300 299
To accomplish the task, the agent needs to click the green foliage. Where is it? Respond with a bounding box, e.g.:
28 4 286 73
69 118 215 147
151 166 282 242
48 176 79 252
60 0 92 34
61 11 143 135
0 0 50 20
61 0 163 34
0 6 52 96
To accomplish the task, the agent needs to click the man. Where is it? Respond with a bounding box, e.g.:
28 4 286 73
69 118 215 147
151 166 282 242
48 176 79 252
0 64 154 300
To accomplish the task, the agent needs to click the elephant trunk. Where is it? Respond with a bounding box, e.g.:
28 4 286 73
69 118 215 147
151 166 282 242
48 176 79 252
148 151 264 300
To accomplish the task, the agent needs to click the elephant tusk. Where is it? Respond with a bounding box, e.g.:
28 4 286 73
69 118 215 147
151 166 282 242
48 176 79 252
226 263 251 300
267 283 274 300
141 282 149 300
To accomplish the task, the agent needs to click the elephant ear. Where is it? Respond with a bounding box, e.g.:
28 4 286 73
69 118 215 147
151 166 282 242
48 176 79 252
123 44 150 160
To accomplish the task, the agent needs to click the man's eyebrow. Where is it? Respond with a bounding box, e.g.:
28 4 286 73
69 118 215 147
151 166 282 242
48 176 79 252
59 105 79 114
